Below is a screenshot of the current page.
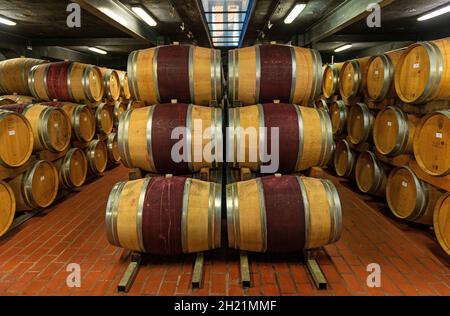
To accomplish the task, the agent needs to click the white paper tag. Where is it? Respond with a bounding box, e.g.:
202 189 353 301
413 63 420 69
54 123 59 128
8 130 16 136
84 117 88 121
387 121 392 127
348 73 351 77
40 176 45 181
103 113 107 117
367 164 371 169
374 70 379 75
75 162 79 166
329 76 332 80
402 181 408 188
436 133 443 139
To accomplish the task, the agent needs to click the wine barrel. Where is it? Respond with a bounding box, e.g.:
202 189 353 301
95 103 114 135
433 192 450 256
101 68 121 101
28 62 104 103
127 100 145 111
113 101 127 128
394 39 450 104
106 133 120 164
128 45 222 106
227 175 342 253
119 103 222 174
365 50 404 102
228 103 333 173
106 176 221 254
347 103 376 145
40 102 96 143
322 63 343 99
0 109 34 167
8 160 59 211
0 181 16 237
413 110 450 176
228 44 322 105
373 106 419 156
85 140 108 174
117 71 131 100
334 140 356 178
21 104 72 152
54 148 88 189
330 100 347 136
0 58 46 95
355 151 389 196
339 57 370 100
315 99 329 113
386 167 441 225
0 95 37 106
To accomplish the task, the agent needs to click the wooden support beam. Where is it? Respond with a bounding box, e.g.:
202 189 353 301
118 252 142 292
192 252 205 289
240 251 251 288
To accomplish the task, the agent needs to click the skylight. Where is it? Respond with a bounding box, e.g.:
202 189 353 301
201 0 252 48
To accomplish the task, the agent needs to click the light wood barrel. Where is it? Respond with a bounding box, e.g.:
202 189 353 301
315 99 329 113
85 140 108 174
119 103 223 174
330 100 347 136
28 62 104 103
0 181 16 237
365 50 403 102
228 44 322 106
227 175 342 253
355 151 389 196
394 39 450 104
106 176 221 254
0 109 34 167
8 160 59 211
101 68 121 101
21 104 71 152
413 110 450 176
347 103 376 145
373 106 419 156
433 193 450 256
339 57 369 100
95 103 114 135
0 95 37 105
113 101 127 128
386 166 441 225
126 100 146 111
0 58 47 95
322 63 343 99
117 71 131 100
228 104 333 172
334 140 356 178
128 45 222 106
106 133 120 164
54 148 88 189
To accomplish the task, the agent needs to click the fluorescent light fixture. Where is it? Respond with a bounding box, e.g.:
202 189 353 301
417 5 450 21
335 44 353 53
100 8 128 27
88 47 107 55
131 6 157 26
0 16 16 26
284 3 306 24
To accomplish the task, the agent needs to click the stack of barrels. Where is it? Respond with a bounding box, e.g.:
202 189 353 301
320 37 450 256
0 57 129 238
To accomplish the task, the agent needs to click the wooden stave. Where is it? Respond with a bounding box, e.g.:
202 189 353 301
54 148 88 189
106 133 120 164
355 151 389 196
334 139 356 178
347 102 376 146
339 58 369 100
433 192 450 256
85 140 108 174
322 63 342 99
102 69 121 101
0 181 16 237
330 100 348 136
0 95 37 106
94 103 114 135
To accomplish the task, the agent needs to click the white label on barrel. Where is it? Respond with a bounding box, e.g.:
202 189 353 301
413 63 420 69
402 181 408 188
8 130 16 136
436 133 443 139
367 164 371 169
84 117 88 121
75 162 79 166
329 76 332 80
40 176 45 181
348 73 351 77
54 123 59 128
103 113 107 117
374 70 379 76
387 121 392 127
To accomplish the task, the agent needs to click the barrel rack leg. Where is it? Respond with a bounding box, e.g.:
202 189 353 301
191 252 205 289
240 251 251 288
118 252 142 293
304 249 328 290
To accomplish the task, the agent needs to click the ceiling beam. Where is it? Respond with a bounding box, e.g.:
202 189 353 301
31 37 145 47
353 41 413 58
323 34 421 43
298 0 395 46
72 0 158 44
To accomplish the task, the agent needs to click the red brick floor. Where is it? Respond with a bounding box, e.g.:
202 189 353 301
0 165 448 296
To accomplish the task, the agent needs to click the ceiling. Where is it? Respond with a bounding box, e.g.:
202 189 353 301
0 0 449 67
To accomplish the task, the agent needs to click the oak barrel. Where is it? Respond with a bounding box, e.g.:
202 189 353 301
117 71 131 100
433 192 450 256
339 57 369 100
329 100 348 136
113 101 127 128
228 44 322 105
101 68 121 101
373 106 419 156
95 103 114 135
0 95 37 106
347 103 376 145
54 148 88 189
28 62 104 103
128 45 222 106
8 160 59 211
0 109 34 167
394 39 450 104
334 140 356 178
118 103 223 174
322 63 343 99
227 175 342 253
365 50 404 102
106 133 120 164
0 181 16 237
105 176 221 254
413 110 450 176
0 58 47 95
355 151 389 196
228 103 333 173
315 99 329 113
85 140 108 174
386 167 441 225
